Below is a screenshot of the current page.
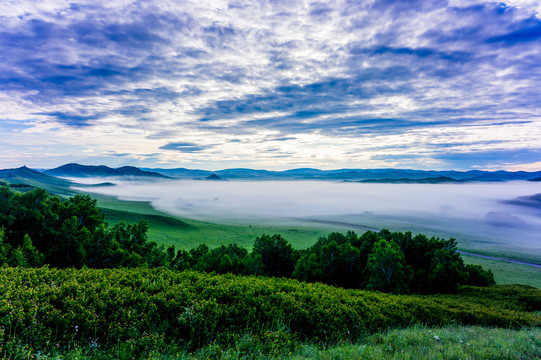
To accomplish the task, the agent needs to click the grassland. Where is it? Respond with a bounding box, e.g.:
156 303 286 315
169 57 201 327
93 193 345 250
461 254 541 289
6 326 540 359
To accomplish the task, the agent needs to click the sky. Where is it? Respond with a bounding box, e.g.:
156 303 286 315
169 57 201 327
1 0 541 171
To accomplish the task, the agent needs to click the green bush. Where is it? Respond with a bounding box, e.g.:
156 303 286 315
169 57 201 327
0 267 539 356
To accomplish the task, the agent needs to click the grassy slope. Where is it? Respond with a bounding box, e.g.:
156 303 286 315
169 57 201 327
461 254 541 289
94 193 345 250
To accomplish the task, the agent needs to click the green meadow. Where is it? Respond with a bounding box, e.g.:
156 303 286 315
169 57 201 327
93 193 346 250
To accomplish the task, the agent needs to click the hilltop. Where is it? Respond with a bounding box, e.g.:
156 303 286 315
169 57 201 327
45 163 170 178
0 166 75 195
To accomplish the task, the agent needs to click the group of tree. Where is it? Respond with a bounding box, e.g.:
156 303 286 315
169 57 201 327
0 185 494 294
0 186 169 268
170 231 495 294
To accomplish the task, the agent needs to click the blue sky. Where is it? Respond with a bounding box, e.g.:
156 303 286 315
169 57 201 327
1 0 540 170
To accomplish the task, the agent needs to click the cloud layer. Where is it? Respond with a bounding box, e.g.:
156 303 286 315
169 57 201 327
1 0 540 170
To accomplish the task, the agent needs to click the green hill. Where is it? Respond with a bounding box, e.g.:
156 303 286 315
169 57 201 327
0 166 75 195
45 163 169 178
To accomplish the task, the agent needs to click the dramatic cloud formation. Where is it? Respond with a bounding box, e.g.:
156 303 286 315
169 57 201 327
1 0 540 170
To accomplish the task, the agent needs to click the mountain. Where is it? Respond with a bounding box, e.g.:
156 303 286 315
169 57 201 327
205 174 225 181
45 163 169 178
141 167 213 178
0 166 74 195
216 168 276 179
357 176 466 184
0 166 70 185
33 163 541 182
146 167 541 181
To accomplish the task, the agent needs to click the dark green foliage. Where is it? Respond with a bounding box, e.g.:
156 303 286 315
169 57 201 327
0 230 44 268
293 232 363 288
252 234 296 277
0 268 538 358
367 237 407 293
290 229 493 294
0 186 168 269
464 264 496 287
195 243 249 274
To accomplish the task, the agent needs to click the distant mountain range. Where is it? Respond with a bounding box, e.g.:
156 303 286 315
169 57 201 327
142 166 541 182
2 164 541 186
44 163 169 178
356 176 466 184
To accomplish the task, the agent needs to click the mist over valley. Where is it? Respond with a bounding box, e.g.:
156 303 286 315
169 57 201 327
74 178 541 260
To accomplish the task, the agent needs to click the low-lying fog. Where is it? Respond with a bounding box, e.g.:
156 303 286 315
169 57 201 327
74 179 541 255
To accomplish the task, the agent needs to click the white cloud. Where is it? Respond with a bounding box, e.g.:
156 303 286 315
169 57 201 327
1 0 541 170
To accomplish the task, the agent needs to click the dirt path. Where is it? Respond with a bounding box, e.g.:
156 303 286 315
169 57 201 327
289 217 380 231
458 251 541 269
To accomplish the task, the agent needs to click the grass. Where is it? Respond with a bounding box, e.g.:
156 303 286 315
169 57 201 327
93 193 345 250
4 326 540 359
461 254 541 289
289 326 541 360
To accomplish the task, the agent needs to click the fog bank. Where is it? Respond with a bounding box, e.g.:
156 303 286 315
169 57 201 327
75 180 541 255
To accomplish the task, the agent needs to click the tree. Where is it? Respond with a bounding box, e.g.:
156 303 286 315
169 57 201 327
252 234 295 277
425 240 464 293
292 235 362 288
463 264 495 286
59 194 105 232
367 238 407 293
48 216 90 267
16 234 44 267
195 244 249 274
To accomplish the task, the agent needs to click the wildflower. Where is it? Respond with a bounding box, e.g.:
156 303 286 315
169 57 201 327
434 335 440 340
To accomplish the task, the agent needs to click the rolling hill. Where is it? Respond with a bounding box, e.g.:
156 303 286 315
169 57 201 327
45 163 170 178
0 165 71 186
145 166 541 181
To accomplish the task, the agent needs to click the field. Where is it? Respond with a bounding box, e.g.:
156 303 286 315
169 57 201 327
93 193 346 250
6 326 541 359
